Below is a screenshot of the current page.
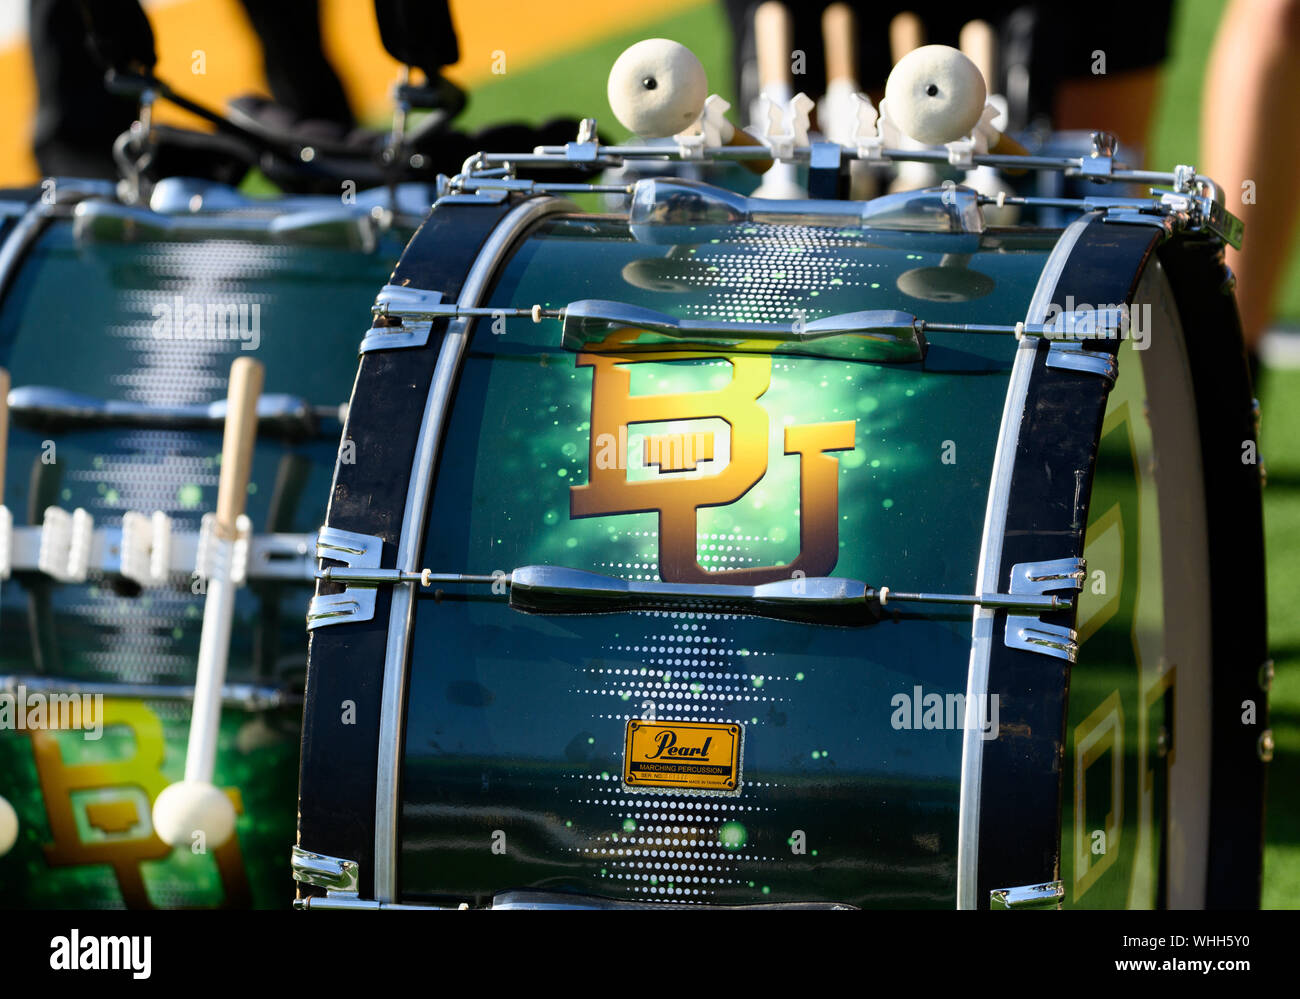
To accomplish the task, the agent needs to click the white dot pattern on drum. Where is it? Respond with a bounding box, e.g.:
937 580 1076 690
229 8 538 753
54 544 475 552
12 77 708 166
44 241 264 682
677 225 887 326
559 586 797 900
6 235 372 686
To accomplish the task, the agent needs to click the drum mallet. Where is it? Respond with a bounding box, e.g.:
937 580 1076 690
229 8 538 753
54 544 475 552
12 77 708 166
959 20 1025 185
607 38 770 173
819 2 875 199
750 1 808 198
884 43 1029 157
819 2 861 140
152 356 263 850
0 366 17 859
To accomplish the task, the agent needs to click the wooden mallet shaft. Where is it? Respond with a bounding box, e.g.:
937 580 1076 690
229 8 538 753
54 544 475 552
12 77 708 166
213 357 262 543
889 11 924 65
185 355 262 783
823 3 858 88
959 20 1028 169
755 1 794 99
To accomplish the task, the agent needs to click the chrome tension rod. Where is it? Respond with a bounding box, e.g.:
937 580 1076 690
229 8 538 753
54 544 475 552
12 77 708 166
370 299 1124 348
317 564 1069 630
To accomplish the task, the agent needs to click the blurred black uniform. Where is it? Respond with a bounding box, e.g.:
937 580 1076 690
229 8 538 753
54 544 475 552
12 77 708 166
28 0 459 178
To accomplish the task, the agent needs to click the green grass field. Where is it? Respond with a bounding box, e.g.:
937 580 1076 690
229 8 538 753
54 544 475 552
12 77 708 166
447 0 1300 907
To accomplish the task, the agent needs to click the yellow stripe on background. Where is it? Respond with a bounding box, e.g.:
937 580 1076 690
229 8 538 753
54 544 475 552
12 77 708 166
0 0 705 186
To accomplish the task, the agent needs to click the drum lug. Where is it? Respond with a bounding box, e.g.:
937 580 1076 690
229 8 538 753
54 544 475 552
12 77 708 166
1004 616 1079 662
291 845 360 896
1259 658 1275 692
306 527 384 630
359 319 434 353
291 847 459 911
1044 340 1118 386
361 285 446 353
1008 557 1086 595
1003 557 1085 662
989 880 1064 909
1258 730 1275 763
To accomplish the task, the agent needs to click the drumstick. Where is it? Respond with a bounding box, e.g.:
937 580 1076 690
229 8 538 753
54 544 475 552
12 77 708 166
821 3 876 198
152 356 263 850
751 1 804 198
0 368 14 859
886 12 938 193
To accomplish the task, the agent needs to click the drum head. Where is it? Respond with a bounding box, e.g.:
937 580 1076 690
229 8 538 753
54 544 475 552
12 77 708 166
1065 257 1212 908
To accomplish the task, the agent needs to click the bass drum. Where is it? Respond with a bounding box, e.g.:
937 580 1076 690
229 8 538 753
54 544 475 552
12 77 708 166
295 180 1265 909
0 179 417 908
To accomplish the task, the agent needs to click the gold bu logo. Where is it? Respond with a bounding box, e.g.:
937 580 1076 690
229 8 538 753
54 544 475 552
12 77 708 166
570 331 855 584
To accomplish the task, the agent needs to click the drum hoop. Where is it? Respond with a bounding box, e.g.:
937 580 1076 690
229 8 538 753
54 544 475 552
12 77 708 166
372 195 575 902
955 211 1098 910
0 200 54 306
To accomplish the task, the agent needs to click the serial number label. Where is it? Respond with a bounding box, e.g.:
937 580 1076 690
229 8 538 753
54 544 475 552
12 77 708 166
623 720 743 793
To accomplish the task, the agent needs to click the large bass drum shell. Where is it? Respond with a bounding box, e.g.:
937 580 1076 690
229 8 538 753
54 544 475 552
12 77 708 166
296 189 1265 909
0 181 414 908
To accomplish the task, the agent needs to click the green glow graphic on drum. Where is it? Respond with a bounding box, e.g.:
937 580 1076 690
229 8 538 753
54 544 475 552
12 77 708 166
401 216 1059 907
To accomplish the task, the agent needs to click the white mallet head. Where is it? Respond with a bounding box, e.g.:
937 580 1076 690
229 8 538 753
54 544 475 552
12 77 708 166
0 794 18 856
884 44 987 145
608 38 709 138
152 780 237 849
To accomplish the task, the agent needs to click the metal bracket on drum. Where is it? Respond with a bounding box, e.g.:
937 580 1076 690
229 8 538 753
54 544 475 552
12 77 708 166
1044 341 1119 387
1102 192 1244 251
305 527 384 630
290 846 453 910
989 880 1065 909
1003 557 1086 662
1037 306 1126 377
291 845 360 895
360 285 448 353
